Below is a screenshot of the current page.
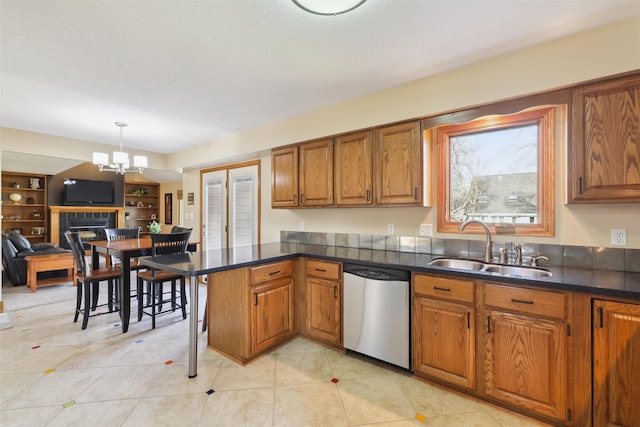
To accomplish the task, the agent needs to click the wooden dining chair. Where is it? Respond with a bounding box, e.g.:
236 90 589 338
104 227 144 268
170 225 193 233
137 230 192 328
104 227 145 301
65 231 121 330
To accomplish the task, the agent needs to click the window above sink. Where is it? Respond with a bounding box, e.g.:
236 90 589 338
429 104 562 237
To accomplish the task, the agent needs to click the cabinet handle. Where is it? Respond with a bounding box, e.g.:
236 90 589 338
414 187 418 200
293 194 297 204
333 285 337 299
315 268 327 272
300 194 305 204
366 189 371 201
487 316 491 334
511 298 533 305
467 311 470 329
433 286 451 292
254 293 258 306
578 176 583 194
598 306 604 328
268 270 281 276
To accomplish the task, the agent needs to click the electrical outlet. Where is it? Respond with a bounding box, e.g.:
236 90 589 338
387 224 395 235
299 221 305 231
611 229 627 246
419 224 432 237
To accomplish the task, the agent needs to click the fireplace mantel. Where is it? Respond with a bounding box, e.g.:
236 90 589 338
49 206 125 246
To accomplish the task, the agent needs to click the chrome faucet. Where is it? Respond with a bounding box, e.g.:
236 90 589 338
459 220 493 263
513 243 522 265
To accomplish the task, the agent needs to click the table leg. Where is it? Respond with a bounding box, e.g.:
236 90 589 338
188 274 199 378
120 252 132 333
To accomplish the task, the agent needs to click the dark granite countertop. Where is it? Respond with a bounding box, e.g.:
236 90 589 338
140 242 640 301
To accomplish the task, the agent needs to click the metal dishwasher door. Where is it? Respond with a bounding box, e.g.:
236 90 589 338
343 271 409 369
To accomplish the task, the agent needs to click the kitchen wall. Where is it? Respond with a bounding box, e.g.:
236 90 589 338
250 18 640 249
2 17 639 250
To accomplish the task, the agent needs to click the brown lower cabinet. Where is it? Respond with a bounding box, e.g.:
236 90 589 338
413 274 571 425
304 259 342 346
207 259 294 364
483 283 569 422
593 299 640 427
413 274 475 390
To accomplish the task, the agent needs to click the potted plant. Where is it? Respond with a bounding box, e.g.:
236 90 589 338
147 220 161 233
131 186 148 197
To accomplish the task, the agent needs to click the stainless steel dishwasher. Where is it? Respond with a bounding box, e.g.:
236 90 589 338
343 263 410 369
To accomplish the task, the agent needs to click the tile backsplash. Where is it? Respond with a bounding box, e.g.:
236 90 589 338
281 230 640 273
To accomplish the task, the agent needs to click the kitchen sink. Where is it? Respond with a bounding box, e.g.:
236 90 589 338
428 257 552 278
482 264 552 278
428 258 485 271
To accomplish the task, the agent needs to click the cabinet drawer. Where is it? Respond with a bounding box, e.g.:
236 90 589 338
305 259 341 280
414 274 474 304
484 283 567 320
250 260 293 285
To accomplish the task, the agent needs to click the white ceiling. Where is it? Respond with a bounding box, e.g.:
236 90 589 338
1 0 639 159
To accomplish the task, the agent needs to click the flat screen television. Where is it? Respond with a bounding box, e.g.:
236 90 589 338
63 179 115 205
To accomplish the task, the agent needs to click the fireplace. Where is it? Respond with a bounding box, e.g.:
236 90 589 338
58 214 114 249
49 206 125 248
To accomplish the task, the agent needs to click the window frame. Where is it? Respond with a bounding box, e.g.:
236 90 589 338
435 106 555 236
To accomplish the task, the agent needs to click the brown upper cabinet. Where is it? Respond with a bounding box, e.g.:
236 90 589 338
272 140 335 208
271 146 299 207
299 139 334 206
335 130 373 206
568 73 640 203
374 121 425 206
271 120 429 208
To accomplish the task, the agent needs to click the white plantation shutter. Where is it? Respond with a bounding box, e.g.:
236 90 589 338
202 164 258 250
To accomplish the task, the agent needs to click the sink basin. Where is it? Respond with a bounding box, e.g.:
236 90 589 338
428 258 485 271
428 257 553 279
483 264 552 278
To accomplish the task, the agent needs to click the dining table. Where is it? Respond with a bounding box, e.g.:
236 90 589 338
90 236 198 334
90 236 152 333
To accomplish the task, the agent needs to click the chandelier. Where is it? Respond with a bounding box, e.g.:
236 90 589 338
92 122 148 174
292 0 366 15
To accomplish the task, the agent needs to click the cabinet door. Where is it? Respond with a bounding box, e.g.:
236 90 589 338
335 131 373 206
413 297 475 389
593 300 640 427
569 73 640 202
271 146 299 207
299 139 334 206
485 311 568 421
250 277 294 355
306 277 341 345
374 121 423 206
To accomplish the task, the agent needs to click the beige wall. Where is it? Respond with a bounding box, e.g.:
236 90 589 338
2 17 640 250
158 180 182 234
241 18 640 249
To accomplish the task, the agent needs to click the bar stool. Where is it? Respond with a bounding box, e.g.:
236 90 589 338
137 231 192 328
65 231 121 330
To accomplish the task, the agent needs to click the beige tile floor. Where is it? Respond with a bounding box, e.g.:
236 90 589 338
0 277 552 426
